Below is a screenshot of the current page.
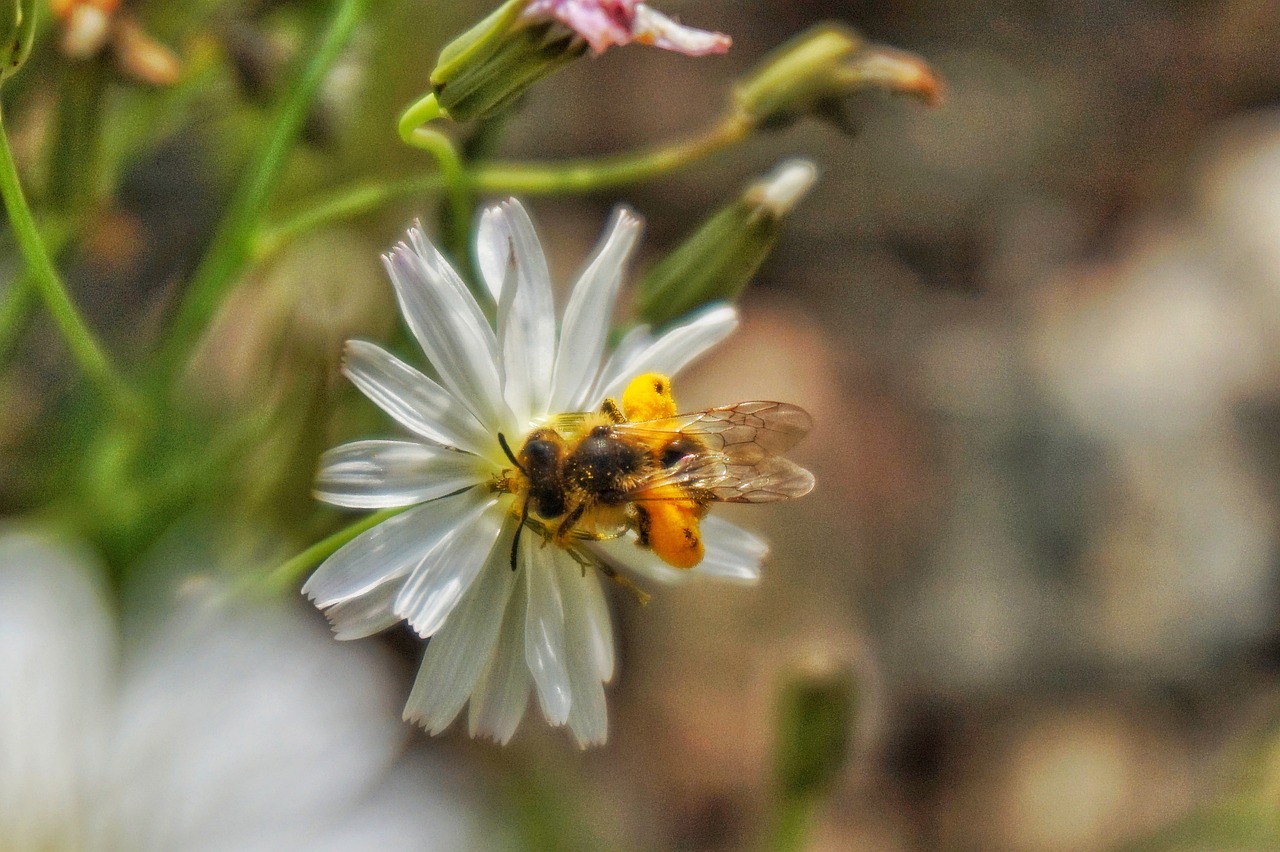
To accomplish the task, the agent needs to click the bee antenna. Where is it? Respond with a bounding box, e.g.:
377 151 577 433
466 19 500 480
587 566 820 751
510 498 530 571
497 432 525 473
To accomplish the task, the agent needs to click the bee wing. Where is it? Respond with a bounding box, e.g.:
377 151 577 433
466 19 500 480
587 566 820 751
629 452 816 504
620 401 814 463
707 455 816 503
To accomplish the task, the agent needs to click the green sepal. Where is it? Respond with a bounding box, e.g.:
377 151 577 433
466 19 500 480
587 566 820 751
636 200 777 328
0 0 35 84
424 0 588 123
636 160 816 328
734 23 941 130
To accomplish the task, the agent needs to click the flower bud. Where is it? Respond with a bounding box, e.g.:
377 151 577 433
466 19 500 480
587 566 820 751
51 0 117 59
422 0 728 123
734 23 941 131
635 159 817 327
773 655 859 801
0 0 35 83
427 0 586 122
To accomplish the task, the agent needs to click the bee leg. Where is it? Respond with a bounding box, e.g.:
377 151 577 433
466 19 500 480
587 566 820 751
632 504 653 547
596 560 652 605
599 397 626 424
564 546 592 577
554 502 587 544
511 497 530 571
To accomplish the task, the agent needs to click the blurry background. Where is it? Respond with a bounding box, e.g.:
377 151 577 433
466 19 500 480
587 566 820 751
5 0 1280 850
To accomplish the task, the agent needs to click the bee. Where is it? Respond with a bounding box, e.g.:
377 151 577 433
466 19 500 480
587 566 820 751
493 373 814 574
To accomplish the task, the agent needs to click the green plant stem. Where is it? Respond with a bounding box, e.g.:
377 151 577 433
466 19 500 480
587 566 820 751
48 58 107 214
476 113 752 193
0 221 73 368
766 795 816 852
160 0 369 372
0 106 142 417
257 112 753 259
254 173 446 260
0 267 34 363
399 93 473 265
264 506 408 593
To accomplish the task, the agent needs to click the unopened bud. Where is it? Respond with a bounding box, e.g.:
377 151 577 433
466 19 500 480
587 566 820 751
114 16 181 86
51 0 118 59
635 159 817 328
427 0 586 123
773 655 858 800
0 0 35 83
735 23 941 131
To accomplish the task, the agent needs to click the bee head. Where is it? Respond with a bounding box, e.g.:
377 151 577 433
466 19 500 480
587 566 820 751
518 429 565 478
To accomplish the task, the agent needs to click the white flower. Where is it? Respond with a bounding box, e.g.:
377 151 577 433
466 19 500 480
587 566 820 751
304 200 767 746
0 529 475 851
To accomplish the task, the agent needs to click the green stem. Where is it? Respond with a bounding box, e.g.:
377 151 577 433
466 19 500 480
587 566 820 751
254 173 445 260
257 112 753 259
0 221 73 368
398 93 473 269
766 795 816 852
263 506 408 594
0 105 141 417
160 0 369 372
48 58 108 214
474 113 751 193
0 267 34 364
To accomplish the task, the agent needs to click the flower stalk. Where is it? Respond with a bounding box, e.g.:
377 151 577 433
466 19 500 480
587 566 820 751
160 0 369 375
257 112 751 260
0 103 142 418
265 506 409 594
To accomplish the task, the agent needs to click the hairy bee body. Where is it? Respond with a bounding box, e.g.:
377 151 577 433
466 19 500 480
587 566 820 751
498 373 814 571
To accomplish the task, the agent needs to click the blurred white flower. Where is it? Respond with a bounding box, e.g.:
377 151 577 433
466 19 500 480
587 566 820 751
0 530 474 852
305 200 767 746
522 0 731 57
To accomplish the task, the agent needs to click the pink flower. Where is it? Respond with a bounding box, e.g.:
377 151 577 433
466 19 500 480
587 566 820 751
522 0 731 57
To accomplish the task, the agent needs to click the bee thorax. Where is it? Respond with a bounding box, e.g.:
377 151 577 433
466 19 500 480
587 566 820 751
563 429 650 504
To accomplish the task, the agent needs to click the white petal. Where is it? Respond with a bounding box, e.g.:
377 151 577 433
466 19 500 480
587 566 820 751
468 569 532 744
475 206 509 306
384 229 507 430
588 515 767 587
491 201 557 421
578 561 615 679
595 304 739 403
632 4 732 56
314 440 488 509
588 532 691 586
550 207 643 412
342 340 490 455
323 576 403 640
751 159 818 215
592 323 653 403
394 498 505 638
0 532 113 849
524 546 571 725
696 515 767 584
556 553 608 747
109 597 405 850
302 489 487 607
403 522 519 733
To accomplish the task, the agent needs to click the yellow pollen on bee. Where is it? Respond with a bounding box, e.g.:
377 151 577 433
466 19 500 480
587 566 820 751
621 372 677 422
641 488 705 570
